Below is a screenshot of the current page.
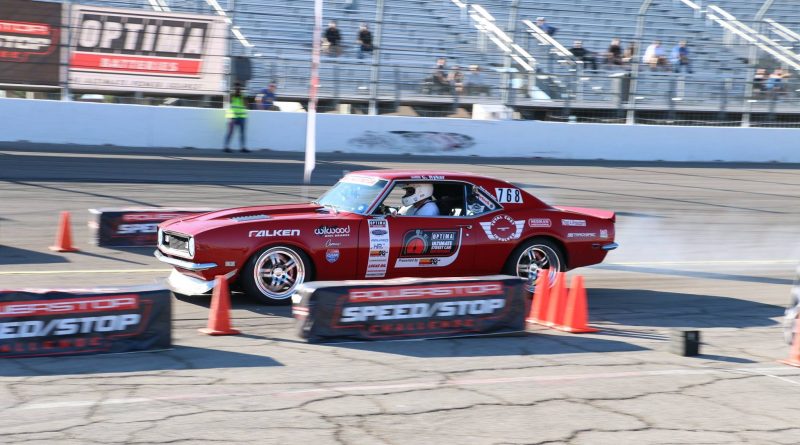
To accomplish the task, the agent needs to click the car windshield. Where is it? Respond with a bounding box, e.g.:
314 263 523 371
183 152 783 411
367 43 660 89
316 175 388 214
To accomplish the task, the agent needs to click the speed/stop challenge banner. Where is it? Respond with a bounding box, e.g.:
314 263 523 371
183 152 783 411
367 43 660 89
68 5 227 94
293 276 527 342
89 208 212 247
0 286 171 358
0 0 63 87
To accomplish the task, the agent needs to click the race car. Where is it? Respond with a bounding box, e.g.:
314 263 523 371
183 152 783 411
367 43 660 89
155 170 618 304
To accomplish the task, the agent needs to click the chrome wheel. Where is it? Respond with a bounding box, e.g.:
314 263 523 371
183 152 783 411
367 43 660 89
515 244 562 290
252 246 305 301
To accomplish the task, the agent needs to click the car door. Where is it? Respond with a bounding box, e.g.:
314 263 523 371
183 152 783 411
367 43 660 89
358 181 478 279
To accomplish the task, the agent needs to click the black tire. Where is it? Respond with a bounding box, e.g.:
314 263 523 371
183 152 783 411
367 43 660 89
503 237 566 291
241 245 314 305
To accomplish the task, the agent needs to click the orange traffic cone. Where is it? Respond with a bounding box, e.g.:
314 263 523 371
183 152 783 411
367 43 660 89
49 211 78 252
545 272 568 327
556 275 598 333
526 270 551 325
780 316 800 367
199 275 240 336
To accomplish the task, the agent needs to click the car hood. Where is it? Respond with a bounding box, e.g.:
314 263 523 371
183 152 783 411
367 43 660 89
161 203 342 235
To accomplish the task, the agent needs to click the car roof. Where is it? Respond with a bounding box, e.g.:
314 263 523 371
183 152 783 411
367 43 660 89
348 169 493 182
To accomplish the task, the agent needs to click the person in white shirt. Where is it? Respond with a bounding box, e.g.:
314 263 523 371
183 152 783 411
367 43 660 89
643 40 667 70
398 183 440 216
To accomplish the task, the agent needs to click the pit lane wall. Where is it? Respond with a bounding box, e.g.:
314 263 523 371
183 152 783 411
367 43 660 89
2 98 798 162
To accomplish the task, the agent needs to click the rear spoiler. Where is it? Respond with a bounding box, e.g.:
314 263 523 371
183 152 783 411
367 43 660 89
554 206 616 222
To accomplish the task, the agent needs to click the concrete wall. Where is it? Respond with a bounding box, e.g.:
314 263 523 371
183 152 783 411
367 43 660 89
1 98 798 162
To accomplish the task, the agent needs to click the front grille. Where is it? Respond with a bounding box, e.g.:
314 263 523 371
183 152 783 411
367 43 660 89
163 231 190 255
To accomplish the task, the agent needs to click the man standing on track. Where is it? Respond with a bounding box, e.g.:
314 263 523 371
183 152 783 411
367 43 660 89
223 83 250 153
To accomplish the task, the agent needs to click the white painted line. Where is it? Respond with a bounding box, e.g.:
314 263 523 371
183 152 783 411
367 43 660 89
16 366 800 411
0 269 170 276
606 259 797 267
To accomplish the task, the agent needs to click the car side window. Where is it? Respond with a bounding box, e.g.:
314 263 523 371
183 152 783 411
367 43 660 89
466 185 500 216
372 182 468 217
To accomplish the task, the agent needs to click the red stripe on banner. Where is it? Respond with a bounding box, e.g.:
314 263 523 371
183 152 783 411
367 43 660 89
0 21 50 36
0 294 140 317
348 282 505 303
70 53 201 76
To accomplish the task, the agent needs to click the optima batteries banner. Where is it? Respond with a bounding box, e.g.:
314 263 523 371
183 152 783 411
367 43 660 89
0 0 62 86
293 276 526 342
0 285 171 358
89 208 212 247
68 5 227 94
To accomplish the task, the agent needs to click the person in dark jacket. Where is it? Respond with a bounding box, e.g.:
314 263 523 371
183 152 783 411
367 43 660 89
357 23 373 59
324 20 342 57
569 40 598 71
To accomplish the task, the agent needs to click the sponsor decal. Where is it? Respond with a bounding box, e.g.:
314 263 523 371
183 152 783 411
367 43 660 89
324 239 342 248
68 5 226 93
224 261 236 267
248 229 300 238
567 232 597 239
495 188 524 204
0 290 171 358
528 218 552 228
600 229 609 239
562 219 587 227
0 0 62 86
314 225 351 238
366 219 390 278
394 229 462 268
475 192 496 210
480 215 525 242
325 249 340 263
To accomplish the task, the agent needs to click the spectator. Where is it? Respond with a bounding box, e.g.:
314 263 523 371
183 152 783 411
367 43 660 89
606 38 623 66
356 23 373 59
622 41 637 64
465 65 490 95
643 40 668 70
535 17 557 36
424 57 452 94
324 20 341 57
569 40 598 71
224 83 249 153
257 83 279 111
449 65 465 95
766 68 790 95
753 68 767 97
671 40 693 74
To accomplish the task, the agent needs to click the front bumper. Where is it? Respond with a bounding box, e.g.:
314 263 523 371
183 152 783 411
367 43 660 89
154 249 217 271
164 269 216 296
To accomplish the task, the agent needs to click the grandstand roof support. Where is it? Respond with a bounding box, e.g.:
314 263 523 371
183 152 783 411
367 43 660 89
368 0 385 115
500 0 520 106
626 0 654 124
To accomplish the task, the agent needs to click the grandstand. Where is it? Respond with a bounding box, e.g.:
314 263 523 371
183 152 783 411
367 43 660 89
16 0 800 125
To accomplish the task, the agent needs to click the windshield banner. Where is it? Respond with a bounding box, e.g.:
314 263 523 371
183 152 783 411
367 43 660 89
293 275 526 342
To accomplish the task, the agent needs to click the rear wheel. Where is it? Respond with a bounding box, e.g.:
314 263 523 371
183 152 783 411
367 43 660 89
503 238 565 292
241 245 312 304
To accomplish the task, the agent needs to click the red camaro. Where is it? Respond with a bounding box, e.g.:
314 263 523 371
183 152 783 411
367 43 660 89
155 170 618 304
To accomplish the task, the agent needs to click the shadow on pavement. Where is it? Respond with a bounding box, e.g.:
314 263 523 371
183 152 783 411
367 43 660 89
595 265 794 286
1 345 283 377
0 246 69 265
326 331 647 358
590 288 783 329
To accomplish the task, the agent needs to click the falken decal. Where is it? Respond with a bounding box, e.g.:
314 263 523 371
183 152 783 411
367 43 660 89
480 215 525 242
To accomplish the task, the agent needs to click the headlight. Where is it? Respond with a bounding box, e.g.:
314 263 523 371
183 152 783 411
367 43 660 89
188 237 195 258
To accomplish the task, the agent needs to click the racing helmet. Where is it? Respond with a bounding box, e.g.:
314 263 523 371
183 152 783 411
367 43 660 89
401 183 434 206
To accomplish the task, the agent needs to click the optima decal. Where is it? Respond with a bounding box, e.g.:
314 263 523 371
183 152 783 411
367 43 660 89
394 229 462 268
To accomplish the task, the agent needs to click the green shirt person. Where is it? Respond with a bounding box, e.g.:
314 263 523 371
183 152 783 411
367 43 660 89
224 83 250 153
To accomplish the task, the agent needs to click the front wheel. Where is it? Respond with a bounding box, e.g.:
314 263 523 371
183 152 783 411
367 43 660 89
503 238 565 291
241 245 312 304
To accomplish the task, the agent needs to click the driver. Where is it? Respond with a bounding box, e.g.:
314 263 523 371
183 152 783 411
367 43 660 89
398 183 440 216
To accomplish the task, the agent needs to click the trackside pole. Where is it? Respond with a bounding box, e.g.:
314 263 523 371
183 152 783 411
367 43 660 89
304 0 323 184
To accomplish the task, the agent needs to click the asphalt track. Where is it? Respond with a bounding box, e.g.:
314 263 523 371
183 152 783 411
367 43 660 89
1 143 800 444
